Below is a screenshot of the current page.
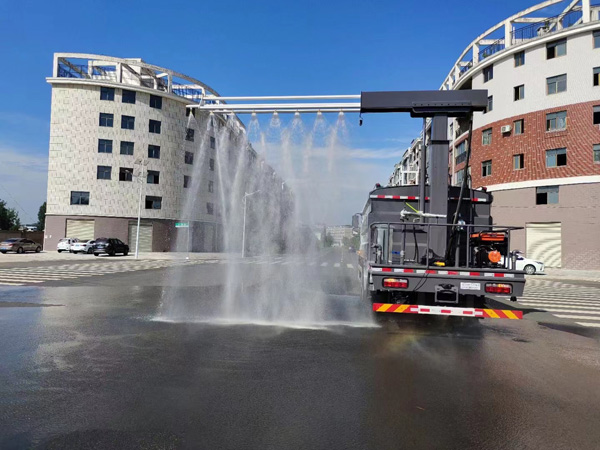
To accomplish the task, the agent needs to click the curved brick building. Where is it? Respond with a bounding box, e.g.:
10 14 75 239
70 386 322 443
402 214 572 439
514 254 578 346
391 0 600 269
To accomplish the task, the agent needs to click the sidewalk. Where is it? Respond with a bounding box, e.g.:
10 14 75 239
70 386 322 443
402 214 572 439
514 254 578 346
536 268 600 283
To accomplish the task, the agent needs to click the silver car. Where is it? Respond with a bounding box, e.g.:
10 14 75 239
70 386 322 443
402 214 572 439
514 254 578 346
0 238 42 254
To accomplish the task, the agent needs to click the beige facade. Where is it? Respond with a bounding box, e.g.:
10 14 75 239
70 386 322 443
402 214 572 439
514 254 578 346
491 182 600 269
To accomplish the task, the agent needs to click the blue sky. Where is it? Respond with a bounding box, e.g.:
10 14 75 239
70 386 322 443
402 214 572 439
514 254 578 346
0 0 543 224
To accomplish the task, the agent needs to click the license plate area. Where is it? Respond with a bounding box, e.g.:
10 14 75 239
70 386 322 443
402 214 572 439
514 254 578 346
435 284 459 304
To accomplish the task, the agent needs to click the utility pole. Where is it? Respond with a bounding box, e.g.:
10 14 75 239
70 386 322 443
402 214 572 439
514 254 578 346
242 190 260 258
133 158 148 260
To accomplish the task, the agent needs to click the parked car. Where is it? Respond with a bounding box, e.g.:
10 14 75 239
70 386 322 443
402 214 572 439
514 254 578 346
93 238 129 256
57 238 79 253
0 238 42 254
71 240 96 254
502 251 545 275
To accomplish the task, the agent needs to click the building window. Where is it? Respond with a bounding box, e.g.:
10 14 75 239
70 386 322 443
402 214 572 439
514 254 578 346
514 119 524 135
513 154 524 170
594 144 600 163
536 186 559 205
97 165 112 180
98 139 112 153
481 160 492 177
120 141 134 155
455 141 467 165
184 151 194 165
147 170 160 185
70 191 89 205
546 148 567 167
148 145 160 159
482 128 492 145
186 128 195 142
547 74 567 94
209 158 215 171
486 96 493 113
150 95 162 109
122 89 136 104
546 38 566 59
514 84 524 101
99 113 114 127
145 196 162 209
100 86 115 101
546 111 567 131
208 180 214 193
594 106 600 124
483 65 493 83
210 136 216 149
514 51 525 67
119 167 133 181
206 202 214 215
595 30 600 48
184 175 191 188
121 115 135 130
149 119 161 134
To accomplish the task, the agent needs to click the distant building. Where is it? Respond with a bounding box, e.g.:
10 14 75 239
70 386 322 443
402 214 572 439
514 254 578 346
326 225 353 247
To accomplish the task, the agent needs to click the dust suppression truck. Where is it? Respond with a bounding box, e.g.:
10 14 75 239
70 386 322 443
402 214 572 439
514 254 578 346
357 90 525 320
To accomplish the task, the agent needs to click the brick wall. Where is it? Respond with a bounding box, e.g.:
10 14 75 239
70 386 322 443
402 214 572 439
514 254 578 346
454 100 600 187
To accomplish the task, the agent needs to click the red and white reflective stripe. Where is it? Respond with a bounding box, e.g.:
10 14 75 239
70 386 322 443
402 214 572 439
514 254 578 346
370 195 430 200
448 197 489 202
372 268 516 278
373 303 523 319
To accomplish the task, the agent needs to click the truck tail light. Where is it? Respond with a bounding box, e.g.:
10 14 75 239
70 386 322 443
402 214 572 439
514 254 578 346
383 278 408 288
485 283 512 294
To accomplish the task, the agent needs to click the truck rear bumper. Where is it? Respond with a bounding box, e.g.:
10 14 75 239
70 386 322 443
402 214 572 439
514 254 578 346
373 303 523 319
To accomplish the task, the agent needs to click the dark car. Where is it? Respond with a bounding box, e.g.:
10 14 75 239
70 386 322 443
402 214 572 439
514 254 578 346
0 238 42 254
93 238 129 256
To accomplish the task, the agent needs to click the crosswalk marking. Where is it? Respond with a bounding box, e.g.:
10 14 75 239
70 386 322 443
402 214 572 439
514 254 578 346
516 279 600 328
0 257 360 286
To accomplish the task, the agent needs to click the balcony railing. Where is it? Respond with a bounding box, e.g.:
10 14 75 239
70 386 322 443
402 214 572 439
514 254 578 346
511 9 583 43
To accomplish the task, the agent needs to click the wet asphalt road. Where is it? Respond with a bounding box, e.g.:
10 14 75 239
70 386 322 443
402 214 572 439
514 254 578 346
1 252 600 449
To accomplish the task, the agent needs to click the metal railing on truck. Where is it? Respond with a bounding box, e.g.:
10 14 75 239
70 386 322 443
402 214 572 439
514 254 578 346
370 222 523 270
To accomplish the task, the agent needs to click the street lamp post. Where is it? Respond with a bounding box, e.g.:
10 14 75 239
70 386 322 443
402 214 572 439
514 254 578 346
133 158 148 260
242 190 260 258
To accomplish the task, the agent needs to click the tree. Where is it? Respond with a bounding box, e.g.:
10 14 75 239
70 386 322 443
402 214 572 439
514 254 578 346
0 199 20 231
323 233 334 248
36 202 47 231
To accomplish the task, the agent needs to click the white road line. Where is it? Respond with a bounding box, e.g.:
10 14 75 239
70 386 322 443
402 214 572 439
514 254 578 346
308 262 316 266
555 314 600 320
334 263 341 268
0 281 24 286
575 322 600 327
269 261 281 265
320 262 328 267
0 274 77 280
548 311 600 317
347 264 354 269
519 302 600 310
521 293 600 300
0 279 44 283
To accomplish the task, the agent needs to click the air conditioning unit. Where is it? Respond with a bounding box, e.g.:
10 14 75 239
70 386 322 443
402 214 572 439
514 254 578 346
501 125 512 133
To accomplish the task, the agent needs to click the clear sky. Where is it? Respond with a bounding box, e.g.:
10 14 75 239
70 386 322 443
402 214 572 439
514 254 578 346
0 0 546 225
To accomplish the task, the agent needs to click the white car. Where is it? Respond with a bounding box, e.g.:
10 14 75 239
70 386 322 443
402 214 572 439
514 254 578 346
70 240 96 254
502 252 545 275
57 238 79 253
